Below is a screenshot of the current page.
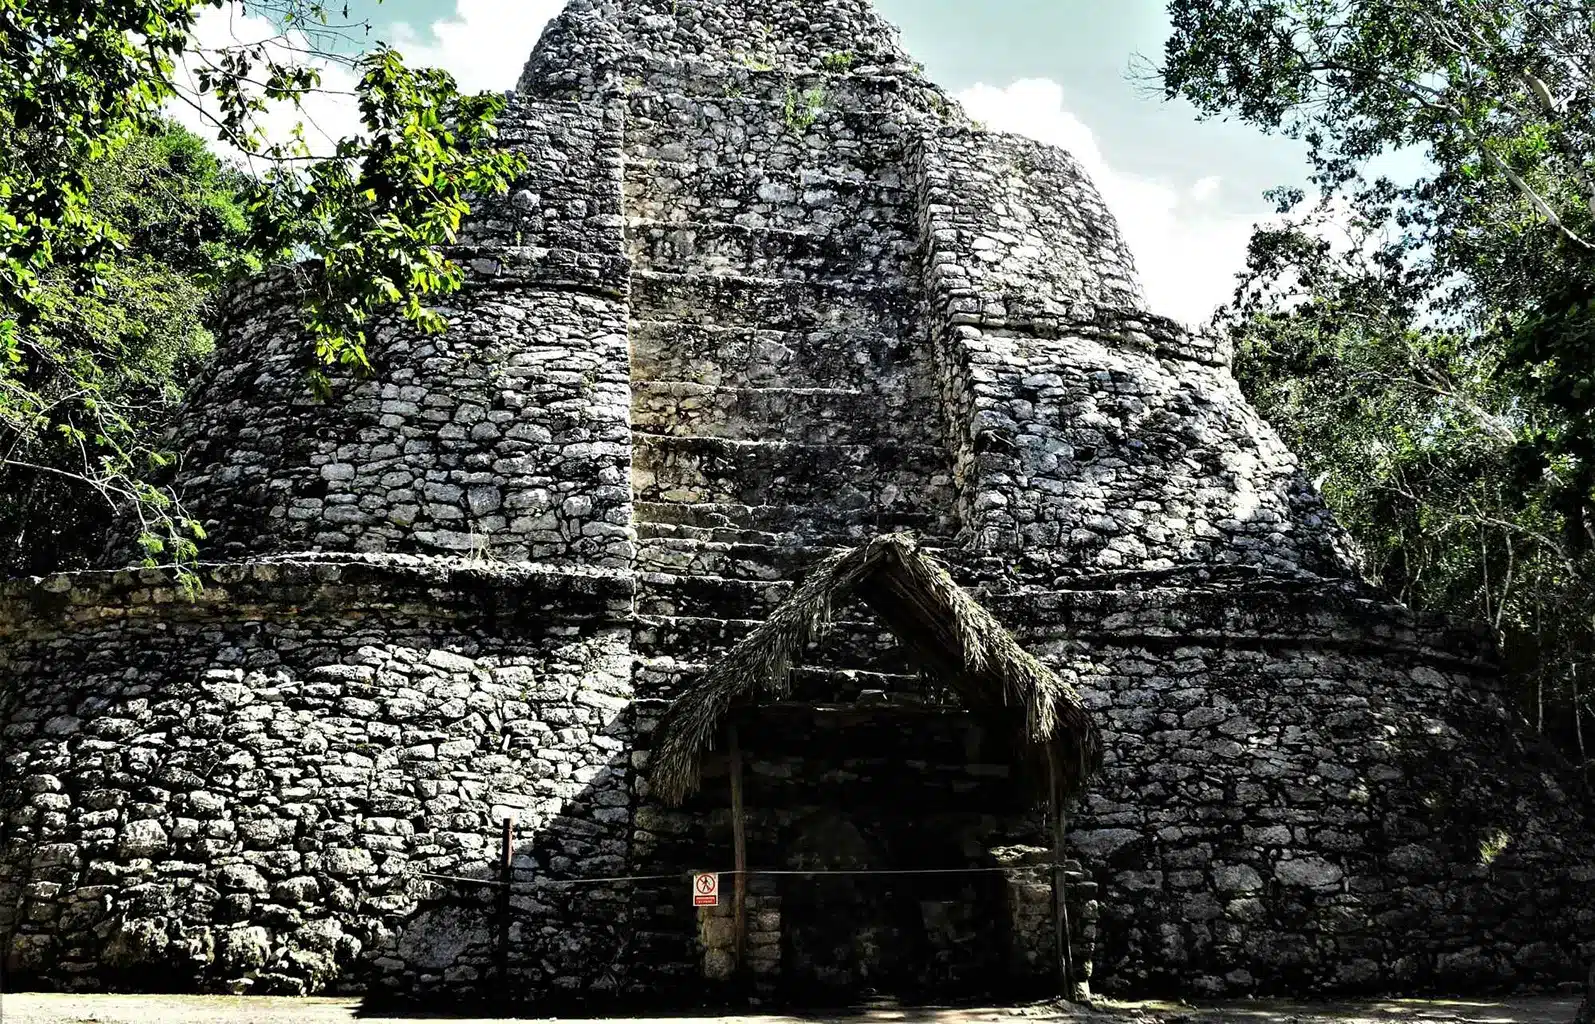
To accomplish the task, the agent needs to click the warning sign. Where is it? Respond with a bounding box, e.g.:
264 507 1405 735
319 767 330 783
692 872 719 907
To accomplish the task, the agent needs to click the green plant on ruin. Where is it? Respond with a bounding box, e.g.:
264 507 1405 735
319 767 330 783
1479 829 1513 866
0 0 525 588
736 22 779 73
783 86 827 137
820 50 855 73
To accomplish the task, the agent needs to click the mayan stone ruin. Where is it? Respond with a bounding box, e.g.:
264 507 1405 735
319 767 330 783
3 0 1595 1009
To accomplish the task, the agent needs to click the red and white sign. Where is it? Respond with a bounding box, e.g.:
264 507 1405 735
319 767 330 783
692 872 719 907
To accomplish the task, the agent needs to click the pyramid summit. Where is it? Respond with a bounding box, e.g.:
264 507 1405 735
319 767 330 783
520 0 920 92
3 0 1593 1006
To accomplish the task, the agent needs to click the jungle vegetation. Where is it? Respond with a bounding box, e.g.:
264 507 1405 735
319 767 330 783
1160 0 1595 759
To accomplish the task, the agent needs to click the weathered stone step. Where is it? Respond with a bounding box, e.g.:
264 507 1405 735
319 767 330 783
632 500 956 540
633 614 913 674
628 270 916 335
635 518 816 549
635 521 961 563
623 96 913 175
633 655 934 703
623 161 912 205
630 381 936 445
628 68 939 118
629 320 933 392
635 534 839 580
625 217 914 285
622 143 918 183
626 86 913 122
631 436 954 513
636 570 791 618
623 167 914 240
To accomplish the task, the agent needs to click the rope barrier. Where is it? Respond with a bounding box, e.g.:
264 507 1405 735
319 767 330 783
419 870 684 887
419 864 1053 890
738 867 1018 876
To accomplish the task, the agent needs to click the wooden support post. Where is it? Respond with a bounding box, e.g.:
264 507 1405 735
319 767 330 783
1048 756 1075 998
729 723 748 974
496 817 513 990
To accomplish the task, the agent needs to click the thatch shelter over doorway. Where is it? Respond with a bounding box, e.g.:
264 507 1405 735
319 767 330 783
650 535 1104 1002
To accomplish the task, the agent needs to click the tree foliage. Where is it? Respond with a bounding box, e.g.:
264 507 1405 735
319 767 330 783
0 0 523 575
1161 0 1595 758
0 120 257 576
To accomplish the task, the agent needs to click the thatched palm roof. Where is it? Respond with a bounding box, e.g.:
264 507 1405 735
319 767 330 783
649 534 1102 807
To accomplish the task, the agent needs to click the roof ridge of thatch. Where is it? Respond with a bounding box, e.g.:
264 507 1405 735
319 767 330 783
649 534 1102 807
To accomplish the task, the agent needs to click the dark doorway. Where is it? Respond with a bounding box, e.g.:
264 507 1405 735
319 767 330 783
775 805 1011 1004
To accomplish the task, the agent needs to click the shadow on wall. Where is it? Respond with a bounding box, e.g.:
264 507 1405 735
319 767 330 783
1 690 646 1007
364 699 1075 1015
358 722 651 1014
0 576 638 1006
1052 590 1595 998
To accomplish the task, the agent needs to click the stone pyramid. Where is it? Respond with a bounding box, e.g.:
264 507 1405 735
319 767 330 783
2 0 1591 1006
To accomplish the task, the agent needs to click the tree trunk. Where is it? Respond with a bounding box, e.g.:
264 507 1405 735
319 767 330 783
1576 961 1595 1024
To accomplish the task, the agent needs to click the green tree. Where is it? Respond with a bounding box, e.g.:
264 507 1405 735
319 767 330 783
1159 0 1595 758
0 1 524 574
0 120 257 576
1160 0 1595 544
1222 219 1595 752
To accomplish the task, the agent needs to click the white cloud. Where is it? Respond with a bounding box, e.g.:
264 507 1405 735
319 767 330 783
170 4 365 164
170 2 561 163
386 1 564 95
955 78 1273 327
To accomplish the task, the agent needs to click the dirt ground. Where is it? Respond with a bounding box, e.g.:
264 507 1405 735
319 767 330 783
0 994 1579 1024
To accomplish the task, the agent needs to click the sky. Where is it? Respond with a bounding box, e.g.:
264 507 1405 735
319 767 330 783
180 0 1325 326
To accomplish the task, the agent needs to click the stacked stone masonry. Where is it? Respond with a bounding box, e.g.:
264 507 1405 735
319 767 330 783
5 0 1595 1008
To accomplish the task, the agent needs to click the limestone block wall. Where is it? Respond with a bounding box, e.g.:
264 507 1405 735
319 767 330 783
984 580 1595 995
611 33 967 744
155 94 633 568
164 251 633 567
697 877 782 986
11 0 1593 1006
519 0 917 101
0 557 638 996
618 71 951 546
990 848 1101 991
947 318 1352 573
911 129 1349 573
917 128 1146 318
459 99 626 252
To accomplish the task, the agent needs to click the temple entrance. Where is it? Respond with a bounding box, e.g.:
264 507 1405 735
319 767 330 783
780 812 901 997
650 535 1103 1003
774 805 1011 1003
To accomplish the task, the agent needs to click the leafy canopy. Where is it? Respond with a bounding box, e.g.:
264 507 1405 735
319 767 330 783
1162 0 1595 542
0 120 254 576
0 0 524 575
1161 0 1595 756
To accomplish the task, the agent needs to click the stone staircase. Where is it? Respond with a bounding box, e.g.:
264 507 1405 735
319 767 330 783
621 83 958 705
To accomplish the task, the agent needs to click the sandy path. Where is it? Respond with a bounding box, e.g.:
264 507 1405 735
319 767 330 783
0 994 1579 1024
